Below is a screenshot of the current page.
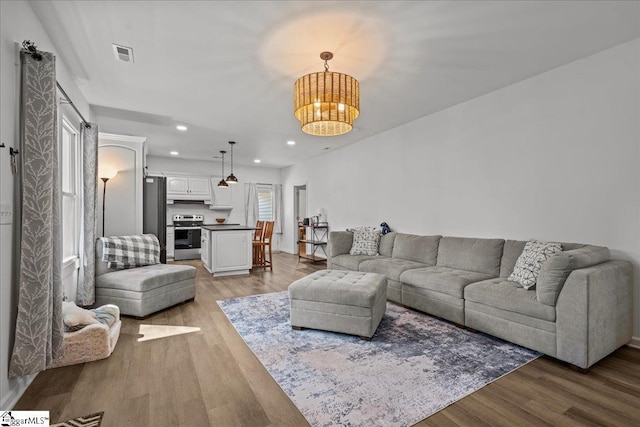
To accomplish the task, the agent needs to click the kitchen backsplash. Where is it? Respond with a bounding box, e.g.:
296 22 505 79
166 204 234 225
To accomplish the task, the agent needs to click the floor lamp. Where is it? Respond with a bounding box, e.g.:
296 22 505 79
98 168 118 237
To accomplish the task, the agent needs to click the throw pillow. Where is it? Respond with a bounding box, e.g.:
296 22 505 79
349 227 381 256
62 301 99 332
508 240 562 289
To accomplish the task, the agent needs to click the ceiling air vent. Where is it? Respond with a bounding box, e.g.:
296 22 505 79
112 44 134 63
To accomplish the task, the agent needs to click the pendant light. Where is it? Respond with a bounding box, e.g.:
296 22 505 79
225 141 238 184
217 150 228 188
294 51 360 136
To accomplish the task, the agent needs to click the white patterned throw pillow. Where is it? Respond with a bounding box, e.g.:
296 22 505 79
349 227 381 256
509 240 563 289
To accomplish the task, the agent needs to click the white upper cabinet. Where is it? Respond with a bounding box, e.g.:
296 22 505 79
167 177 189 194
188 178 211 196
210 177 233 209
167 176 212 203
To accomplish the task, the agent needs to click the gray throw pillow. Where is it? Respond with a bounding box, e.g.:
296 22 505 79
349 227 381 256
508 240 562 289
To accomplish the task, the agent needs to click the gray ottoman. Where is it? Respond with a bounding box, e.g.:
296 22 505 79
288 270 387 339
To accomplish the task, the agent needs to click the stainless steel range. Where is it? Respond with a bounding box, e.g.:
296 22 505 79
173 214 204 260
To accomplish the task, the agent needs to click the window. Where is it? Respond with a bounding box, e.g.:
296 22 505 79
61 116 80 262
257 185 273 221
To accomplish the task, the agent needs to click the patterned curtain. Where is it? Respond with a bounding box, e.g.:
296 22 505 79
77 124 98 306
244 183 258 227
9 50 64 377
273 184 283 234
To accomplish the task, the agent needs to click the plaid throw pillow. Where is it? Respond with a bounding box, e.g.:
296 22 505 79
348 227 381 256
100 234 160 269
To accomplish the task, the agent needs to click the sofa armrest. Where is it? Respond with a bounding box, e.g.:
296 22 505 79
556 260 632 369
327 231 353 269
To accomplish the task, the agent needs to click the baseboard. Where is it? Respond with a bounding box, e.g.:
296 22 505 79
628 336 640 349
0 373 37 409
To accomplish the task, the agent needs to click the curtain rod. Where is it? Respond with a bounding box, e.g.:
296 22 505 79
56 82 91 129
22 40 91 129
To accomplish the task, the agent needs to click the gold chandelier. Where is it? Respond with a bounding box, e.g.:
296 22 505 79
294 52 360 136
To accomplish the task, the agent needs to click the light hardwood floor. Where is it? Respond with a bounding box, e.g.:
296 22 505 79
16 253 640 426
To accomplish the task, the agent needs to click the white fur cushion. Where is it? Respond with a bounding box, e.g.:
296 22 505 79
62 301 99 331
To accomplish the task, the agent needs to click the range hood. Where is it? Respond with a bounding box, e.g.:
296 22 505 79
167 198 211 205
171 200 205 205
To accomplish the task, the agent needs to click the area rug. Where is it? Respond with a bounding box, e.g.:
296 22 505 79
51 412 103 427
218 292 540 427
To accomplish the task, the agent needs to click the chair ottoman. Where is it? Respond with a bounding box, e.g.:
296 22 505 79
95 237 196 318
288 270 387 339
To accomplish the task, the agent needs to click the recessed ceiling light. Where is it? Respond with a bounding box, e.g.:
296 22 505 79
254 159 261 163
287 140 296 145
176 125 187 131
170 151 179 155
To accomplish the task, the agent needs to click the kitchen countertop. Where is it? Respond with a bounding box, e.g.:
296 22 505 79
201 225 258 231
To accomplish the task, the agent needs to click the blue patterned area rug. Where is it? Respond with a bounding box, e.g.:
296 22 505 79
218 292 540 427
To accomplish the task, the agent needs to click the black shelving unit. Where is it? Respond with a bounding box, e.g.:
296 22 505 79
298 223 328 263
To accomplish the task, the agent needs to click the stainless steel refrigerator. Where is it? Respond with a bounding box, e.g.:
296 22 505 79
143 176 167 263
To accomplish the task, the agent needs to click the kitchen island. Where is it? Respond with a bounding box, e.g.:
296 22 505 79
200 225 257 276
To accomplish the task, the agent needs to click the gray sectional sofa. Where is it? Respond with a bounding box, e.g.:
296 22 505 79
328 231 632 369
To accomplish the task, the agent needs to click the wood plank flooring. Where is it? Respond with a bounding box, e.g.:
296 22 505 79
15 253 640 426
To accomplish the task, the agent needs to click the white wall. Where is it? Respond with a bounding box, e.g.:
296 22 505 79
146 156 283 248
0 0 92 409
281 39 640 337
97 135 145 237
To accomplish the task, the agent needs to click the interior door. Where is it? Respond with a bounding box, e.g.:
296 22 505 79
294 184 307 255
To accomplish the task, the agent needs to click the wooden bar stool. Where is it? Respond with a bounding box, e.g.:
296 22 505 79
252 221 264 267
253 221 274 270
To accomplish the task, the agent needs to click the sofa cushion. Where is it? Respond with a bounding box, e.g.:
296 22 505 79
359 258 428 281
391 234 441 265
399 267 493 299
379 232 397 257
464 278 556 322
332 254 383 271
536 245 610 306
328 231 354 257
509 240 562 289
499 240 527 277
436 237 504 277
95 263 196 292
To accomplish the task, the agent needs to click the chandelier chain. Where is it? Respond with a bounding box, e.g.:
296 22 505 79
324 59 329 72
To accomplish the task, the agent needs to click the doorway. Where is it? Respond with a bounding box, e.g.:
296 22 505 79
293 185 307 255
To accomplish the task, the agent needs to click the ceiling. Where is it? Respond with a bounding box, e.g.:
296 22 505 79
29 1 639 168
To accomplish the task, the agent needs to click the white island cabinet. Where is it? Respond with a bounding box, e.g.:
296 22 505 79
200 225 255 276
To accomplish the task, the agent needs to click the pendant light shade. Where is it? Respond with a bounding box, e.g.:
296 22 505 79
225 141 238 184
294 51 360 137
217 150 228 188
